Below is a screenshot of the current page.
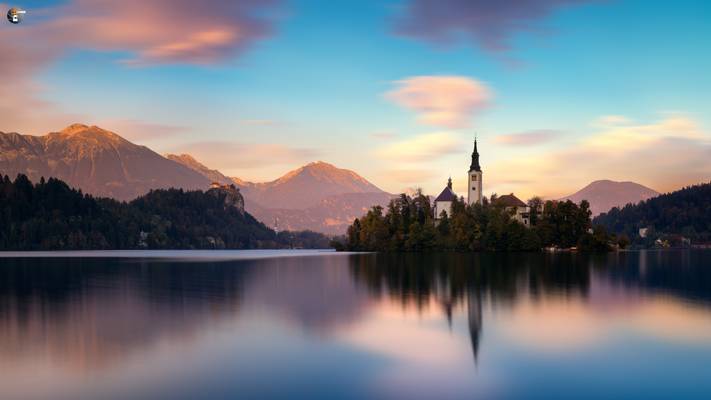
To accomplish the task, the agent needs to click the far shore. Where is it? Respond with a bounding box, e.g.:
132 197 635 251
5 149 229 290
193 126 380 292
0 249 345 260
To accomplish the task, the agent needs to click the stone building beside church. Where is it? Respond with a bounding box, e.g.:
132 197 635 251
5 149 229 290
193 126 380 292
433 139 531 226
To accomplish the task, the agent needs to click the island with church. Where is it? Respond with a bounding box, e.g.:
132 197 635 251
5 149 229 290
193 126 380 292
337 139 627 252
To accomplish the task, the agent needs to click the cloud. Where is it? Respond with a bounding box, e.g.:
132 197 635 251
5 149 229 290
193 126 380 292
384 169 441 185
98 119 188 141
370 131 397 140
376 132 464 163
595 115 632 126
494 130 561 146
393 0 599 52
487 114 711 198
173 141 320 171
241 119 279 126
0 0 283 134
41 0 282 65
385 76 492 129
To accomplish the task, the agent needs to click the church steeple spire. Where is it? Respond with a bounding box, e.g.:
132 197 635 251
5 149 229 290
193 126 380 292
469 138 481 172
467 135 483 205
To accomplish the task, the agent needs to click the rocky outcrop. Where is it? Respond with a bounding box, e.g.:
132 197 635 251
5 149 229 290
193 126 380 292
207 184 245 214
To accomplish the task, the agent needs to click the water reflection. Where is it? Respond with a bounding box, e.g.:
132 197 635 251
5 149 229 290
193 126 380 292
0 251 710 399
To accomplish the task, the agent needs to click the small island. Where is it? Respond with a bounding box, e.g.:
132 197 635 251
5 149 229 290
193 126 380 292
335 140 624 252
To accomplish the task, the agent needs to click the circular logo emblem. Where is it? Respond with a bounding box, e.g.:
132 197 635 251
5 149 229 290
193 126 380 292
7 7 23 24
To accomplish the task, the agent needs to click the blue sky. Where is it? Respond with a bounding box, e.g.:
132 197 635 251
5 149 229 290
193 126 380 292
3 0 711 197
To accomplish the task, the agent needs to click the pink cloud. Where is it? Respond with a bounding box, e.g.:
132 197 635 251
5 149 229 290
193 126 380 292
0 0 282 134
393 0 600 52
494 130 561 146
385 76 493 129
42 0 282 65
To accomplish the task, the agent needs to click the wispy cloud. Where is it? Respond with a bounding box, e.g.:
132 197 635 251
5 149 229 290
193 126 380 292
370 131 397 140
494 130 561 146
0 0 283 134
44 0 283 65
98 119 188 141
240 119 279 126
384 168 441 185
393 0 600 52
488 114 711 198
376 132 464 163
173 141 320 172
385 76 492 129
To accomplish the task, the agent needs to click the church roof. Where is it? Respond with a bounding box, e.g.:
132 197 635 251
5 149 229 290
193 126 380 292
495 193 527 208
434 186 457 202
469 139 481 172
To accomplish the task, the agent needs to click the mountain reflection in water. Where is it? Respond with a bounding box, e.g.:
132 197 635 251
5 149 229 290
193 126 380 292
0 251 710 400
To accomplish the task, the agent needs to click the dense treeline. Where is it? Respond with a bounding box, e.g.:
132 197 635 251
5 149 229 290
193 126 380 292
594 182 711 244
337 191 618 252
0 174 330 250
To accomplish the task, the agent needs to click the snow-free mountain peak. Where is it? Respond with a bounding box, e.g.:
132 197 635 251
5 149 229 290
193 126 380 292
561 180 659 215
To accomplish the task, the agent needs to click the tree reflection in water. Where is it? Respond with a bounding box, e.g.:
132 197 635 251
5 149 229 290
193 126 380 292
348 251 711 364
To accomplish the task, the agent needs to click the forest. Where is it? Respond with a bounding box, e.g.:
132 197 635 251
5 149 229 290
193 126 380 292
594 182 711 244
0 174 330 250
336 191 622 252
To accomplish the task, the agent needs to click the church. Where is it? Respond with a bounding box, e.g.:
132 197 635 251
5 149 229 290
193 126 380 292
433 139 531 226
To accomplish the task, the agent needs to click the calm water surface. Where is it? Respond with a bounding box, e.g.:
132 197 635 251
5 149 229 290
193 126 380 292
0 250 710 399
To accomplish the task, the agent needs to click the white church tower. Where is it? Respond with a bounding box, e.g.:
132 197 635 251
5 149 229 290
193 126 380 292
467 139 483 205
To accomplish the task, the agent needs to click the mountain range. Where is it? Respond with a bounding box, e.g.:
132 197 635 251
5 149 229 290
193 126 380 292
0 124 208 200
165 156 393 234
1 124 664 234
561 180 659 216
0 124 392 235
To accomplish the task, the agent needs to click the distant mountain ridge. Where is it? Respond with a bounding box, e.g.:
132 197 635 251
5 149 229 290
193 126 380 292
165 153 234 186
165 155 393 234
0 123 393 235
240 161 386 210
594 182 711 243
561 180 659 216
0 124 208 200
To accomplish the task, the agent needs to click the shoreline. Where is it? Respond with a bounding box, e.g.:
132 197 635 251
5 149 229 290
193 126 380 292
0 249 348 260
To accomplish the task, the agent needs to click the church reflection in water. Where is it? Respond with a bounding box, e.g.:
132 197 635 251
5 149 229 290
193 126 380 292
347 251 711 365
0 250 710 375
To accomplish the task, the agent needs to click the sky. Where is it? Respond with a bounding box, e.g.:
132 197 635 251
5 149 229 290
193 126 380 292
1 0 710 199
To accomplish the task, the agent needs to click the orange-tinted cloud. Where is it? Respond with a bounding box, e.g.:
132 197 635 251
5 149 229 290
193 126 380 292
172 141 320 173
42 0 282 65
386 76 492 129
376 132 464 162
487 114 711 198
0 0 283 134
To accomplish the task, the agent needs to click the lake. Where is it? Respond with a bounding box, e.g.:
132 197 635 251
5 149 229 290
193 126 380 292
0 250 710 399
